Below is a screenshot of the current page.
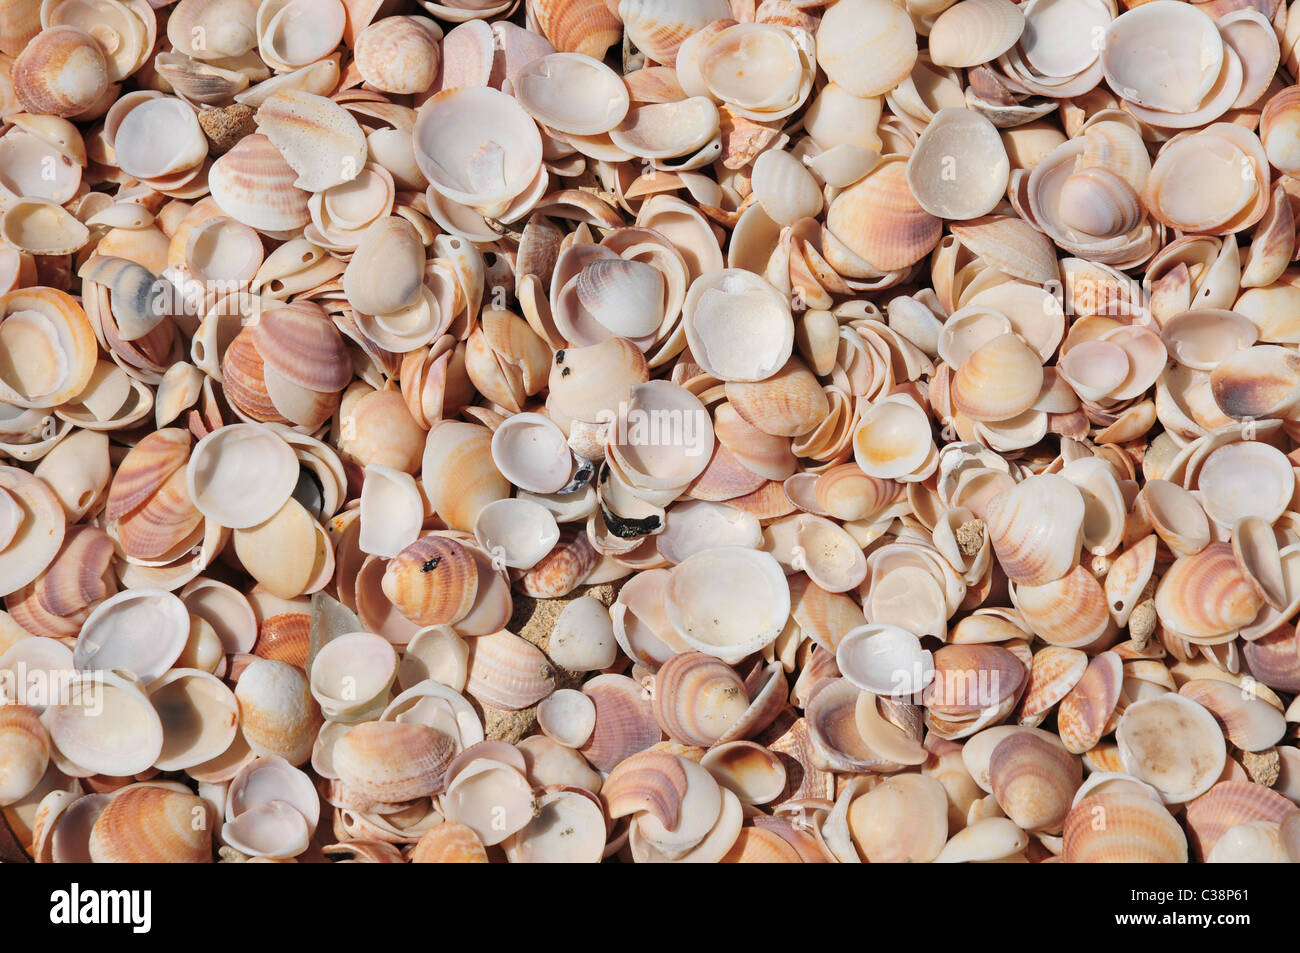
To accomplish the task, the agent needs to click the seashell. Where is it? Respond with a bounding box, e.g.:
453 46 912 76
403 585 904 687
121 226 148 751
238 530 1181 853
1101 1 1222 115
89 785 212 863
185 423 298 530
853 394 936 482
256 90 366 193
848 774 948 863
515 53 629 137
816 0 917 98
1178 679 1285 752
414 86 543 216
532 0 621 59
664 547 789 664
208 134 311 232
907 108 1008 221
726 359 828 439
147 668 239 772
1183 780 1297 861
548 596 618 672
333 721 456 802
652 651 749 747
73 588 190 685
579 673 662 773
835 623 933 697
13 25 109 118
443 759 535 847
1055 650 1122 754
952 333 1044 423
700 741 786 806
984 474 1084 586
750 149 822 227
1014 566 1110 649
234 658 322 765
358 465 422 559
826 157 941 272
682 269 793 383
537 689 596 749
421 421 512 534
1154 542 1262 642
988 731 1081 832
381 536 479 629
618 0 731 67
0 466 67 598
1196 441 1293 528
1115 693 1226 803
409 821 489 863
929 0 1025 69
504 787 606 863
354 16 442 95
1062 790 1187 862
42 670 163 777
1019 646 1088 728
309 631 397 720
489 413 572 495
0 704 49 806
466 629 557 711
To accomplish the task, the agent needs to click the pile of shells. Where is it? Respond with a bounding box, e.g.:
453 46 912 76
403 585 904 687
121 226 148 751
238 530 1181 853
8 0 1300 866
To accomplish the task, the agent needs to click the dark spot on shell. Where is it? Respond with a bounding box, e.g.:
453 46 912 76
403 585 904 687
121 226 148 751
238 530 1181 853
421 557 442 573
561 366 571 377
555 349 565 364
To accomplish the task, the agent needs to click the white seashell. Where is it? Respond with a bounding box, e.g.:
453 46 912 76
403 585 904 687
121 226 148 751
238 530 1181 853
836 623 935 697
664 546 790 664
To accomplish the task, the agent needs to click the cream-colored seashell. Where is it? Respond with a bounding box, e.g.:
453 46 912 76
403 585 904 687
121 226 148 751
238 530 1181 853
42 670 163 777
617 0 731 67
73 588 189 685
664 547 790 664
354 15 442 95
1178 678 1285 752
489 413 572 495
816 0 917 98
536 688 596 748
929 0 1025 69
473 498 560 571
515 53 629 137
849 773 948 862
836 623 933 696
186 423 298 530
906 108 1008 221
1100 0 1222 114
1116 693 1226 803
548 595 618 672
682 269 793 383
234 658 321 765
358 464 422 559
309 630 397 720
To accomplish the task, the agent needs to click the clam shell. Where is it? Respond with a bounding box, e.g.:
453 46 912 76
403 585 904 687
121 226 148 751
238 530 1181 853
89 785 211 863
664 547 790 664
848 773 948 863
443 759 535 847
42 670 164 777
354 16 442 95
929 0 1025 69
533 0 620 59
816 0 917 98
1155 541 1262 642
208 134 311 232
1063 790 1187 862
836 623 934 697
234 658 321 765
12 25 109 118
1056 650 1122 754
826 157 942 272
579 673 662 773
1115 693 1226 803
333 720 456 802
421 421 512 534
465 629 557 711
0 704 50 806
1183 779 1296 861
1101 0 1222 114
989 731 1081 832
73 588 190 685
985 474 1084 586
652 651 749 747
682 269 794 383
907 108 1009 221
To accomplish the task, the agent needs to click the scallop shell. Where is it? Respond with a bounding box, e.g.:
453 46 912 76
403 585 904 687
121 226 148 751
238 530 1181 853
929 0 1025 69
816 0 917 98
1154 542 1262 642
985 474 1084 587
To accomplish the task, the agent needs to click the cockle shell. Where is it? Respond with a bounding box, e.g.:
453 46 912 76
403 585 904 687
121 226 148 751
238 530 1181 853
333 721 456 803
89 785 212 863
1063 790 1187 862
1116 693 1226 803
